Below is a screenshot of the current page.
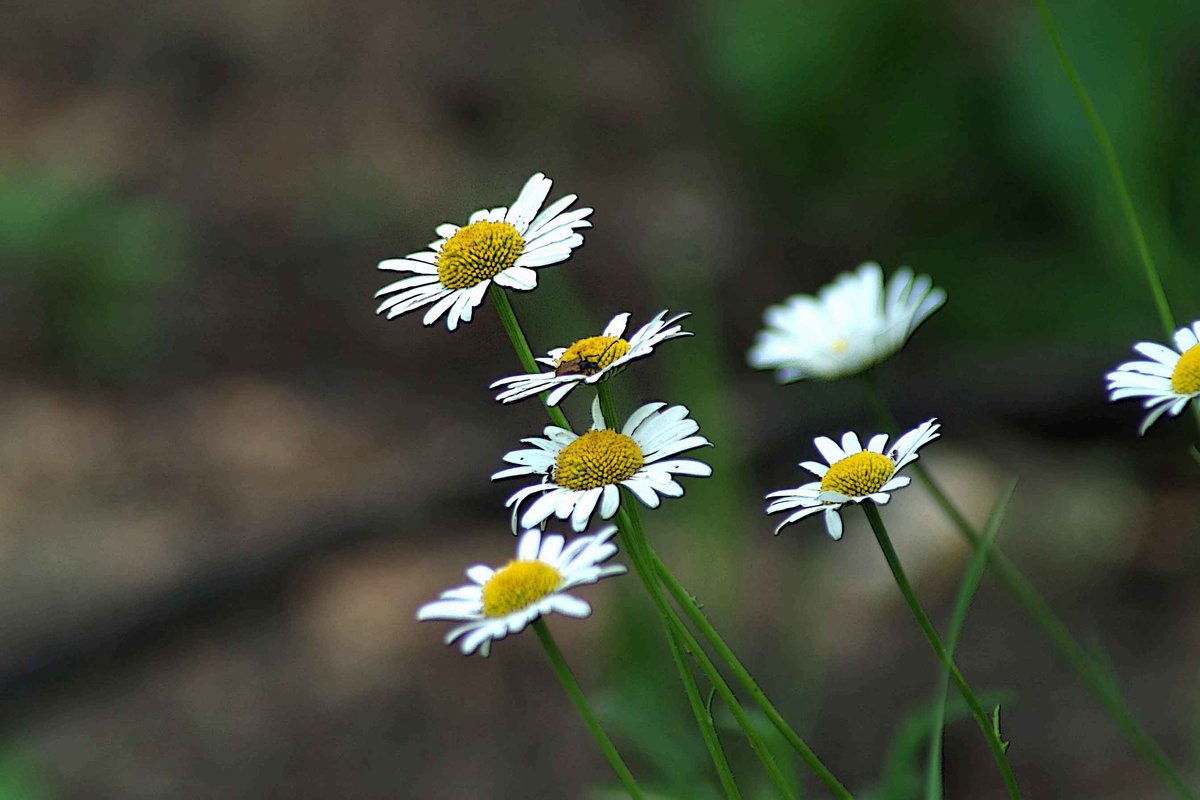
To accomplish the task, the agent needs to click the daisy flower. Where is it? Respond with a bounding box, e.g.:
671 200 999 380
766 419 940 540
748 262 946 382
1106 320 1200 435
374 172 592 331
417 526 625 657
494 397 713 532
490 310 692 406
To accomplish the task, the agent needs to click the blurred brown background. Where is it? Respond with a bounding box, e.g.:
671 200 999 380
0 0 1198 797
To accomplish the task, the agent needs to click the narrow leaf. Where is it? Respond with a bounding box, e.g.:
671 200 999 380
924 479 1018 800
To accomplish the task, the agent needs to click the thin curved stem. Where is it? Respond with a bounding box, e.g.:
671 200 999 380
861 505 1021 800
532 619 645 799
597 385 743 798
1034 0 1200 447
599 386 849 797
488 286 572 431
862 373 1196 799
1032 0 1175 339
648 547 854 800
666 622 744 800
925 480 1017 800
616 503 796 800
917 462 1195 797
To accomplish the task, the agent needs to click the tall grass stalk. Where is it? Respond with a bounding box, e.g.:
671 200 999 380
925 480 1017 800
861 504 1021 799
532 619 647 799
863 373 1195 799
1032 0 1200 438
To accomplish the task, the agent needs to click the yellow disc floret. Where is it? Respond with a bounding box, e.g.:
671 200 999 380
555 336 632 376
481 560 563 617
1171 344 1200 395
820 451 895 497
437 221 524 290
554 429 644 490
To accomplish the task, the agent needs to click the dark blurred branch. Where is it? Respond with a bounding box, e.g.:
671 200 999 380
0 484 479 730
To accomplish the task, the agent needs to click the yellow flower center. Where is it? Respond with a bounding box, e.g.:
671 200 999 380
436 221 524 290
831 338 849 354
555 336 632 376
819 451 895 498
1171 344 1200 395
481 560 563 618
554 429 644 490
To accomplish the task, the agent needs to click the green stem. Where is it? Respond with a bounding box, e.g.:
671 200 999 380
596 385 743 798
598 382 621 433
1032 0 1175 338
649 548 854 800
1035 0 1200 450
532 619 646 799
861 504 1021 800
488 285 573 431
615 504 796 800
601 385 847 797
918 462 1195 798
925 480 1018 800
665 621 744 800
862 375 1196 799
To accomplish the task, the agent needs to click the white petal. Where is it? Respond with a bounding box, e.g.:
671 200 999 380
492 465 538 480
546 382 578 406
599 485 621 519
591 396 607 429
866 434 889 453
773 505 825 534
538 534 565 564
522 491 567 529
813 436 845 465
548 594 591 618
602 313 631 338
623 478 662 508
493 266 539 291
650 458 712 477
517 529 542 560
525 194 579 239
622 402 667 436
570 488 602 531
422 290 463 327
1133 341 1181 366
515 244 578 268
641 435 712 462
505 173 552 233
377 257 438 275
416 600 479 621
824 508 844 540
799 460 829 477
466 565 494 585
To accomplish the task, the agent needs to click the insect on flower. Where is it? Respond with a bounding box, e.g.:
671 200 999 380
555 338 627 377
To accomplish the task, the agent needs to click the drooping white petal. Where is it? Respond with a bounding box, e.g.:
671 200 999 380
599 485 621 519
824 507 844 540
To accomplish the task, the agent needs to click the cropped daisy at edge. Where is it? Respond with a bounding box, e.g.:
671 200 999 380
416 526 625 657
375 172 592 331
1106 320 1200 435
494 397 713 532
766 419 940 540
749 262 945 382
490 310 692 406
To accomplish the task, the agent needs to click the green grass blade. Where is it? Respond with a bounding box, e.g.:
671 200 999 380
925 479 1018 800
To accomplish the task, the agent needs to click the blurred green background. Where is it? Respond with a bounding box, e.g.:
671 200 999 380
0 0 1197 797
